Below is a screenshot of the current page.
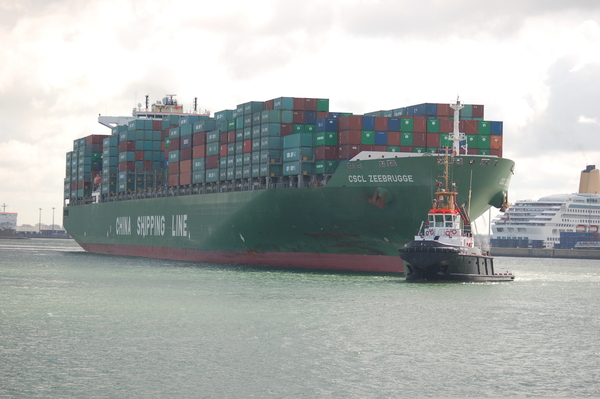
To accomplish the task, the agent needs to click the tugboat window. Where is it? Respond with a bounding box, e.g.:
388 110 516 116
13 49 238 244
435 215 444 226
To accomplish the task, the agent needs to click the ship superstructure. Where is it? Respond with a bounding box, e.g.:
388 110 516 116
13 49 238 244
491 165 600 248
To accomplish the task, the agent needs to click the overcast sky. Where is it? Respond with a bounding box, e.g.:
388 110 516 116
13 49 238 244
2 0 600 226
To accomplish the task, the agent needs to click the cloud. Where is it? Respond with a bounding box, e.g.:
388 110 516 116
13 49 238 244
337 0 600 40
512 56 600 157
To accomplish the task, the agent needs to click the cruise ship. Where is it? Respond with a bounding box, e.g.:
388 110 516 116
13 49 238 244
491 165 600 248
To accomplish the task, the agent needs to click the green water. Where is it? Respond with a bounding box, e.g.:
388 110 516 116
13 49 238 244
1 239 599 398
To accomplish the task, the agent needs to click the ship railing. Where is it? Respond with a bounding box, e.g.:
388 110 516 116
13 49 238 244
77 174 332 205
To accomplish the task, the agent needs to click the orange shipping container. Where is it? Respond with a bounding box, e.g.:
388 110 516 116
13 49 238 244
490 135 503 149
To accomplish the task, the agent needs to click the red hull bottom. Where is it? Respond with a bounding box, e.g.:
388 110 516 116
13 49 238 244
80 243 405 274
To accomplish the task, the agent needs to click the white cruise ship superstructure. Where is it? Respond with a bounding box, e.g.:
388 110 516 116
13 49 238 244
491 165 600 248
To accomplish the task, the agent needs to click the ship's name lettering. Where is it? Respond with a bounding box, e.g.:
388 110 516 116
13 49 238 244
171 214 188 237
348 174 413 183
137 215 166 237
116 216 131 236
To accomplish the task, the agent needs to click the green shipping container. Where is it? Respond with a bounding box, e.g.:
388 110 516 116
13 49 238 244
413 147 426 153
401 132 413 146
401 118 414 132
317 99 329 112
387 146 400 152
283 147 313 162
466 135 479 149
362 130 375 145
315 160 338 174
259 164 282 177
283 161 315 176
205 169 219 182
283 133 313 149
478 135 490 149
192 171 205 183
293 124 305 133
315 132 338 146
427 119 440 133
478 121 491 134
206 143 219 156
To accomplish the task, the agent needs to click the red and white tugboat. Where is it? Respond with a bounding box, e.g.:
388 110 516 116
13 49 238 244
399 99 514 282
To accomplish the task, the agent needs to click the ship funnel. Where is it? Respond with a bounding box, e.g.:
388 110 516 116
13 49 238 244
578 165 600 194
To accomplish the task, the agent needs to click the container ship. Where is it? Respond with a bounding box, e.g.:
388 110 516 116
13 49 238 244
63 95 514 274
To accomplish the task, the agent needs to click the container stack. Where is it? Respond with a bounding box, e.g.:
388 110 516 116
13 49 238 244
66 96 505 200
115 119 166 193
65 135 110 199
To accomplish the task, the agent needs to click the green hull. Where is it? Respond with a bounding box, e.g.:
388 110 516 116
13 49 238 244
63 154 514 273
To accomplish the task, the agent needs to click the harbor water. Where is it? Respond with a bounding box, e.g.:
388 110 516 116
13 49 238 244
1 239 599 398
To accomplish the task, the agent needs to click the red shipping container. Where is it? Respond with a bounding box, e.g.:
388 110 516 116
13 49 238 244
281 123 293 136
119 141 136 152
316 146 338 160
162 129 170 139
265 99 274 110
472 104 484 118
118 161 135 172
70 182 77 190
388 132 401 146
374 117 388 131
180 147 192 161
304 98 317 111
220 144 228 157
293 97 305 110
426 133 440 148
227 131 235 143
317 111 329 119
490 135 503 149
179 172 191 186
436 104 452 117
400 146 413 153
440 119 454 133
339 130 362 145
413 133 427 147
490 149 502 157
192 132 206 145
143 161 152 170
243 140 252 153
205 155 219 169
292 111 305 124
135 151 144 161
460 120 479 134
167 174 179 187
338 144 361 159
152 120 162 130
170 138 180 150
220 132 229 144
192 145 206 158
168 162 180 174
77 181 84 189
180 159 192 174
339 115 362 130
87 134 109 145
413 116 427 133
372 145 387 152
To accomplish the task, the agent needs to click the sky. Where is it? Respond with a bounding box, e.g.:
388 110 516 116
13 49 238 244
1 0 600 227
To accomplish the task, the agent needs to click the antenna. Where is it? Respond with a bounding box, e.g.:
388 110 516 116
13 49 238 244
1 203 6 213
145 94 149 110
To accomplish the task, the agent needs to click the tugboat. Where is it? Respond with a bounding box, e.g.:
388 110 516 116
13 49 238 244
399 99 514 282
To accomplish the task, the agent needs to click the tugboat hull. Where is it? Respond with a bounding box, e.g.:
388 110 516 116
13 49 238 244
400 240 514 282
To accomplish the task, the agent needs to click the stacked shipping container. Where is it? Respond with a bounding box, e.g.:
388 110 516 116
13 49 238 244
65 97 504 200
